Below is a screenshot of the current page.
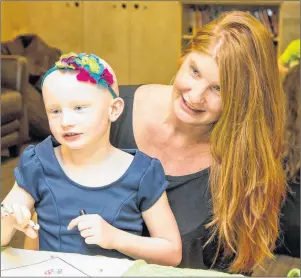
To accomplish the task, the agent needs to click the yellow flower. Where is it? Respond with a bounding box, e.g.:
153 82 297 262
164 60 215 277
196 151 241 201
55 52 78 69
81 56 101 74
63 52 77 59
55 61 76 69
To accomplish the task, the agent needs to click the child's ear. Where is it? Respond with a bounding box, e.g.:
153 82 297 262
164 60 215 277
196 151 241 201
108 97 124 122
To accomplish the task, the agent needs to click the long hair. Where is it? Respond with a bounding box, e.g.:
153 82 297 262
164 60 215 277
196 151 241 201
283 65 300 182
182 11 287 273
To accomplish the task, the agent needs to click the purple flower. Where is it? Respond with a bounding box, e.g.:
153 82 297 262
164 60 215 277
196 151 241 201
61 56 76 65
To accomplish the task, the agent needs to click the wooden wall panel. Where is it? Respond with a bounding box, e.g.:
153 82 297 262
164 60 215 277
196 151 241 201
83 1 130 85
279 2 300 54
129 1 182 85
1 1 184 85
25 1 83 53
1 1 29 41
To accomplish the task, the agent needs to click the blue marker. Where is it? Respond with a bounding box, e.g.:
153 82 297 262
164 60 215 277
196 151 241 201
79 209 86 216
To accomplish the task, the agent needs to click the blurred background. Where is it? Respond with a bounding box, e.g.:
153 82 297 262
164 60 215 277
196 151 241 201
1 1 300 85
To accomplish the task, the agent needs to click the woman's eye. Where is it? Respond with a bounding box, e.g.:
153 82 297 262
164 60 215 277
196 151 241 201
190 66 199 76
212 85 221 92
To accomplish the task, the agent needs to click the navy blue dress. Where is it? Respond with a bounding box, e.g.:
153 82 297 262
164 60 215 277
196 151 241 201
14 136 168 259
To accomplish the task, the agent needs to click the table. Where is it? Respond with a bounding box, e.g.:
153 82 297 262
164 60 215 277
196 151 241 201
1 247 243 277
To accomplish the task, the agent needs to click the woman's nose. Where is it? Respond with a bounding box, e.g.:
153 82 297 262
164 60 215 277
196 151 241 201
188 80 208 102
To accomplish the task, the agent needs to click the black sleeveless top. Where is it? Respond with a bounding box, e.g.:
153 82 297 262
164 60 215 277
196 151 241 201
110 85 300 273
110 85 231 271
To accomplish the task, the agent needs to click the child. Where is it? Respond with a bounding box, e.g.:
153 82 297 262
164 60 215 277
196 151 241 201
1 53 182 266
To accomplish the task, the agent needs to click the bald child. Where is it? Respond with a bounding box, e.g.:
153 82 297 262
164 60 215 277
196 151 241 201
1 53 182 266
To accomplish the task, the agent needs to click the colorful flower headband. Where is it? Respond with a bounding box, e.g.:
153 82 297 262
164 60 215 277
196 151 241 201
41 52 118 99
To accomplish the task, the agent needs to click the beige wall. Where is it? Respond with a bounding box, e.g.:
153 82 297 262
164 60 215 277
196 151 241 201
1 1 299 84
2 1 300 56
1 1 181 85
1 1 29 41
279 2 300 53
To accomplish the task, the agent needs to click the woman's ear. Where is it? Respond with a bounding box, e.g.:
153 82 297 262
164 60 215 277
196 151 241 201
108 97 124 122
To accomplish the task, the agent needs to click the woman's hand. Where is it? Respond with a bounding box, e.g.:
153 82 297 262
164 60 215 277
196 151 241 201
67 214 117 249
1 204 39 239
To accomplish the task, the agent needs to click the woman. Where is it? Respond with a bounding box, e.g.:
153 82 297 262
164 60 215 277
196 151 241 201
110 11 286 274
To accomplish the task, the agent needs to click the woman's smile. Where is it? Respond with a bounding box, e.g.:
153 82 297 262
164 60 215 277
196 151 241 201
180 95 205 114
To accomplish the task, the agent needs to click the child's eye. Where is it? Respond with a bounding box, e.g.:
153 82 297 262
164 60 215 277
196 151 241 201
51 109 61 115
74 106 85 112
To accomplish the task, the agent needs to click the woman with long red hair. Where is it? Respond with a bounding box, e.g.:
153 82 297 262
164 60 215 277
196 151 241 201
113 11 287 274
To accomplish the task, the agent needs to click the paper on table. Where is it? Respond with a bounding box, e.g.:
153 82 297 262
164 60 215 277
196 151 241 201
54 250 135 276
1 247 135 277
1 257 88 277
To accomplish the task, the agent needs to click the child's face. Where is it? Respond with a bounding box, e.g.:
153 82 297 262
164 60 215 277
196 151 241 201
42 70 122 149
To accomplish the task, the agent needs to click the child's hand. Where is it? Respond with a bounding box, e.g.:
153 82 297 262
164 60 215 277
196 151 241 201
1 204 39 239
67 214 117 249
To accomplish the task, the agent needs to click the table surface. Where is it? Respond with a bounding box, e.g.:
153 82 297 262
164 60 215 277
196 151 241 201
1 247 243 277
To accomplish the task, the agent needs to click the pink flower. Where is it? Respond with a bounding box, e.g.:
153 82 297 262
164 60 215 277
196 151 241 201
76 68 97 84
101 68 114 86
89 77 96 84
76 69 90 82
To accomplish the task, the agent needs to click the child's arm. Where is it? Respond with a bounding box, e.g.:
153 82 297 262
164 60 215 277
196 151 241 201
112 192 182 266
1 182 37 246
23 210 40 250
68 192 182 266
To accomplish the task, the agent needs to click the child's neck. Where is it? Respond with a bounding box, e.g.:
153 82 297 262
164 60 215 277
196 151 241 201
60 137 115 167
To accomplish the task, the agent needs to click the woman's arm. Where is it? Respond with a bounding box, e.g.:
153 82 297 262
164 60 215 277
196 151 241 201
112 192 182 266
1 182 36 246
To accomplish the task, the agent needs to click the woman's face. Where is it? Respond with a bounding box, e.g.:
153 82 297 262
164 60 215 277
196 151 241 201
172 52 222 126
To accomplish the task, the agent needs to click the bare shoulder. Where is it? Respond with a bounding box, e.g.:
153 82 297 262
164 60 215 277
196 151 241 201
136 84 171 98
133 84 171 138
135 84 172 111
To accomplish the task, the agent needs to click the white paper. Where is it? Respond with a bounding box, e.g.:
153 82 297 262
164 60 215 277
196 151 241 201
1 257 88 277
53 251 135 276
1 247 135 277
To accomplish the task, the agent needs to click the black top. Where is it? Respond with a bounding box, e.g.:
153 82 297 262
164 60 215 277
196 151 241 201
275 174 300 258
110 85 300 272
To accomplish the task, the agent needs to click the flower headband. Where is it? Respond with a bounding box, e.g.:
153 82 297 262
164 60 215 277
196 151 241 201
41 52 118 99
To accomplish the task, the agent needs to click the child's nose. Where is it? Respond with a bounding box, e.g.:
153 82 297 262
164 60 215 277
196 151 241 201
60 110 75 127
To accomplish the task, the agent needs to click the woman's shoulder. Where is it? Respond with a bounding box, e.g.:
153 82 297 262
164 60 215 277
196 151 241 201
136 84 171 98
118 84 170 108
135 84 171 113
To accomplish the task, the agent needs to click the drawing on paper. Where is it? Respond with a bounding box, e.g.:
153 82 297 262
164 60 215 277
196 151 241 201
1 257 89 277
